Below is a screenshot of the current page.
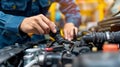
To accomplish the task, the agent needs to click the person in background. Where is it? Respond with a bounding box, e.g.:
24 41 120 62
53 3 65 28
0 0 81 48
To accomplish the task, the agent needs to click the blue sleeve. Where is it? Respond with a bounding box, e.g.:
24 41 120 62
0 11 29 48
55 0 81 27
0 11 25 33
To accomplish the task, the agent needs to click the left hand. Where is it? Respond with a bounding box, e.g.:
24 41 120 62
63 23 78 41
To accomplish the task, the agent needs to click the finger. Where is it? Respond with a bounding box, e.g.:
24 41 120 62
70 27 78 40
26 24 40 34
67 34 71 41
70 29 74 41
34 17 50 34
67 30 71 41
39 14 56 33
74 27 78 35
32 28 40 34
31 21 44 34
64 29 68 39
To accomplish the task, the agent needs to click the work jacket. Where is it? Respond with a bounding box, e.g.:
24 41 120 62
0 0 81 48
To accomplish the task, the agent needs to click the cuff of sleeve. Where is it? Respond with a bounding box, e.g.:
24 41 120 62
66 18 81 28
66 13 81 28
5 15 28 38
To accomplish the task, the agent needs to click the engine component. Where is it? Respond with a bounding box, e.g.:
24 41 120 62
49 27 72 44
97 16 120 31
1 27 120 67
102 43 119 52
24 48 74 67
82 31 120 44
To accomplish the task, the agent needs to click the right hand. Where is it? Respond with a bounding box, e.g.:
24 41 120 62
20 14 56 34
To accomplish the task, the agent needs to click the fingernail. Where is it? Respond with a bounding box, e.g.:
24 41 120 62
53 29 56 33
54 24 56 27
68 38 71 41
65 36 67 39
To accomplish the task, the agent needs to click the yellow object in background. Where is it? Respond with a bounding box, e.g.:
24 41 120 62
97 0 106 21
49 2 65 38
28 33 33 37
75 0 106 22
49 2 58 22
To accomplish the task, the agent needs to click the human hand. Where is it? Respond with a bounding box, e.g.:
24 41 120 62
63 23 78 41
20 14 56 34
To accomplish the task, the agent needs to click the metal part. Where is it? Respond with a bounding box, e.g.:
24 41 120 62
106 32 110 40
24 54 34 66
38 54 45 65
24 58 38 67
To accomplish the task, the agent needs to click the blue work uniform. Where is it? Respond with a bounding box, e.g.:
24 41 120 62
0 0 81 48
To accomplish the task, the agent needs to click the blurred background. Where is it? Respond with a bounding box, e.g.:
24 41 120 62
47 0 119 31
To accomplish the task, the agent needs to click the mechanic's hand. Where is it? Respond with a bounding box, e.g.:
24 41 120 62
20 14 56 34
63 23 78 41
